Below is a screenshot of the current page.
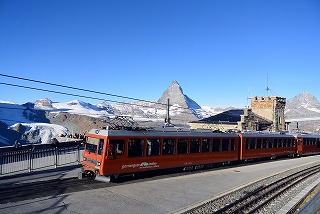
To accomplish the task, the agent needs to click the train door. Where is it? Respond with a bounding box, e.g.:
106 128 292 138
96 138 105 165
296 137 303 155
105 139 125 175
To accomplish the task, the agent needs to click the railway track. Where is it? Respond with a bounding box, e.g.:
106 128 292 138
183 163 320 214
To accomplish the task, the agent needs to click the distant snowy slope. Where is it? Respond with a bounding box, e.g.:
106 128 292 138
0 102 34 126
50 100 114 117
0 101 69 145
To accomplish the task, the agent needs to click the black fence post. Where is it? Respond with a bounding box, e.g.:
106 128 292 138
28 148 33 172
77 145 81 164
0 153 2 175
54 146 58 168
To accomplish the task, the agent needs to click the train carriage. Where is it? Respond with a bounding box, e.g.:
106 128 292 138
80 127 240 182
295 133 320 156
238 132 296 160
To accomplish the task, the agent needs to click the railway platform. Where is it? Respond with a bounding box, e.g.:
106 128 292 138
0 155 319 214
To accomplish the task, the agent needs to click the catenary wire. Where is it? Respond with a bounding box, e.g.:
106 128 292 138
0 73 203 113
0 73 173 108
0 73 204 114
0 82 200 118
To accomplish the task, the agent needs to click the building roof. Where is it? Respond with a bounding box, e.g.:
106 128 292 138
190 109 273 125
192 109 244 124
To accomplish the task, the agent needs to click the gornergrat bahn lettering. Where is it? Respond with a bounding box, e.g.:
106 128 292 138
78 127 320 182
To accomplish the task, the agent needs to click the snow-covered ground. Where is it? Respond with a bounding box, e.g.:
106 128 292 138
0 98 222 146
0 102 69 145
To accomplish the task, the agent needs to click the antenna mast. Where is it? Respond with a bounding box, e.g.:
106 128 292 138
266 73 271 96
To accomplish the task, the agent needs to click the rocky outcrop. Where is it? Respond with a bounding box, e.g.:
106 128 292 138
46 112 111 135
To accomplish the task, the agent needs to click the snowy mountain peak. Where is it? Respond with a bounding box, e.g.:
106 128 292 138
34 98 53 109
286 91 320 109
158 80 201 110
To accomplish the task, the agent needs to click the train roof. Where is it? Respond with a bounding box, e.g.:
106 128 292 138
293 133 320 138
87 127 239 138
238 132 295 138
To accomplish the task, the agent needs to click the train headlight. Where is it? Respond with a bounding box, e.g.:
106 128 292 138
97 162 101 166
83 157 87 161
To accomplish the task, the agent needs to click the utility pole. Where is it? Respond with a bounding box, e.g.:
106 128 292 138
165 98 171 126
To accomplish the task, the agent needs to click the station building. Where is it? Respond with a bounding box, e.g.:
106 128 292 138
189 96 287 133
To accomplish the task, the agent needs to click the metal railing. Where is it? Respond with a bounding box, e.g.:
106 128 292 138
0 140 84 175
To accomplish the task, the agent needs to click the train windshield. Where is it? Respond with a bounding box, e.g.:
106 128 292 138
85 137 101 153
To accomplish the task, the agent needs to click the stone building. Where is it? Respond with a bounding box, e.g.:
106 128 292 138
189 96 287 133
251 96 286 132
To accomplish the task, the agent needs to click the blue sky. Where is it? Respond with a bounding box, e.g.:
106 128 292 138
0 0 320 108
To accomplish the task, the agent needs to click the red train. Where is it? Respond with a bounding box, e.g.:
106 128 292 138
78 127 320 182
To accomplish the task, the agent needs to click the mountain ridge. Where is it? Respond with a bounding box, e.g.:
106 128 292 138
1 82 320 145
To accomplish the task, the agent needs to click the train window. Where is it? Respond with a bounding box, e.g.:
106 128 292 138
262 138 268 148
190 138 201 153
177 139 189 154
246 139 250 150
163 139 175 155
268 139 273 148
202 139 211 152
109 140 124 155
249 138 256 150
287 139 292 147
279 139 284 148
317 139 320 148
212 139 220 152
274 139 279 148
146 139 160 156
98 139 104 155
128 139 144 157
230 139 235 151
256 138 262 149
289 139 294 147
222 139 229 151
85 143 97 153
85 137 99 153
312 138 316 145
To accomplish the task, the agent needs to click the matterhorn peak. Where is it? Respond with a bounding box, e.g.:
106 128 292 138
158 80 201 110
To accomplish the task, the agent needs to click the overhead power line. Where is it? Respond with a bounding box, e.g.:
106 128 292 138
0 73 200 115
0 73 165 106
0 81 199 118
